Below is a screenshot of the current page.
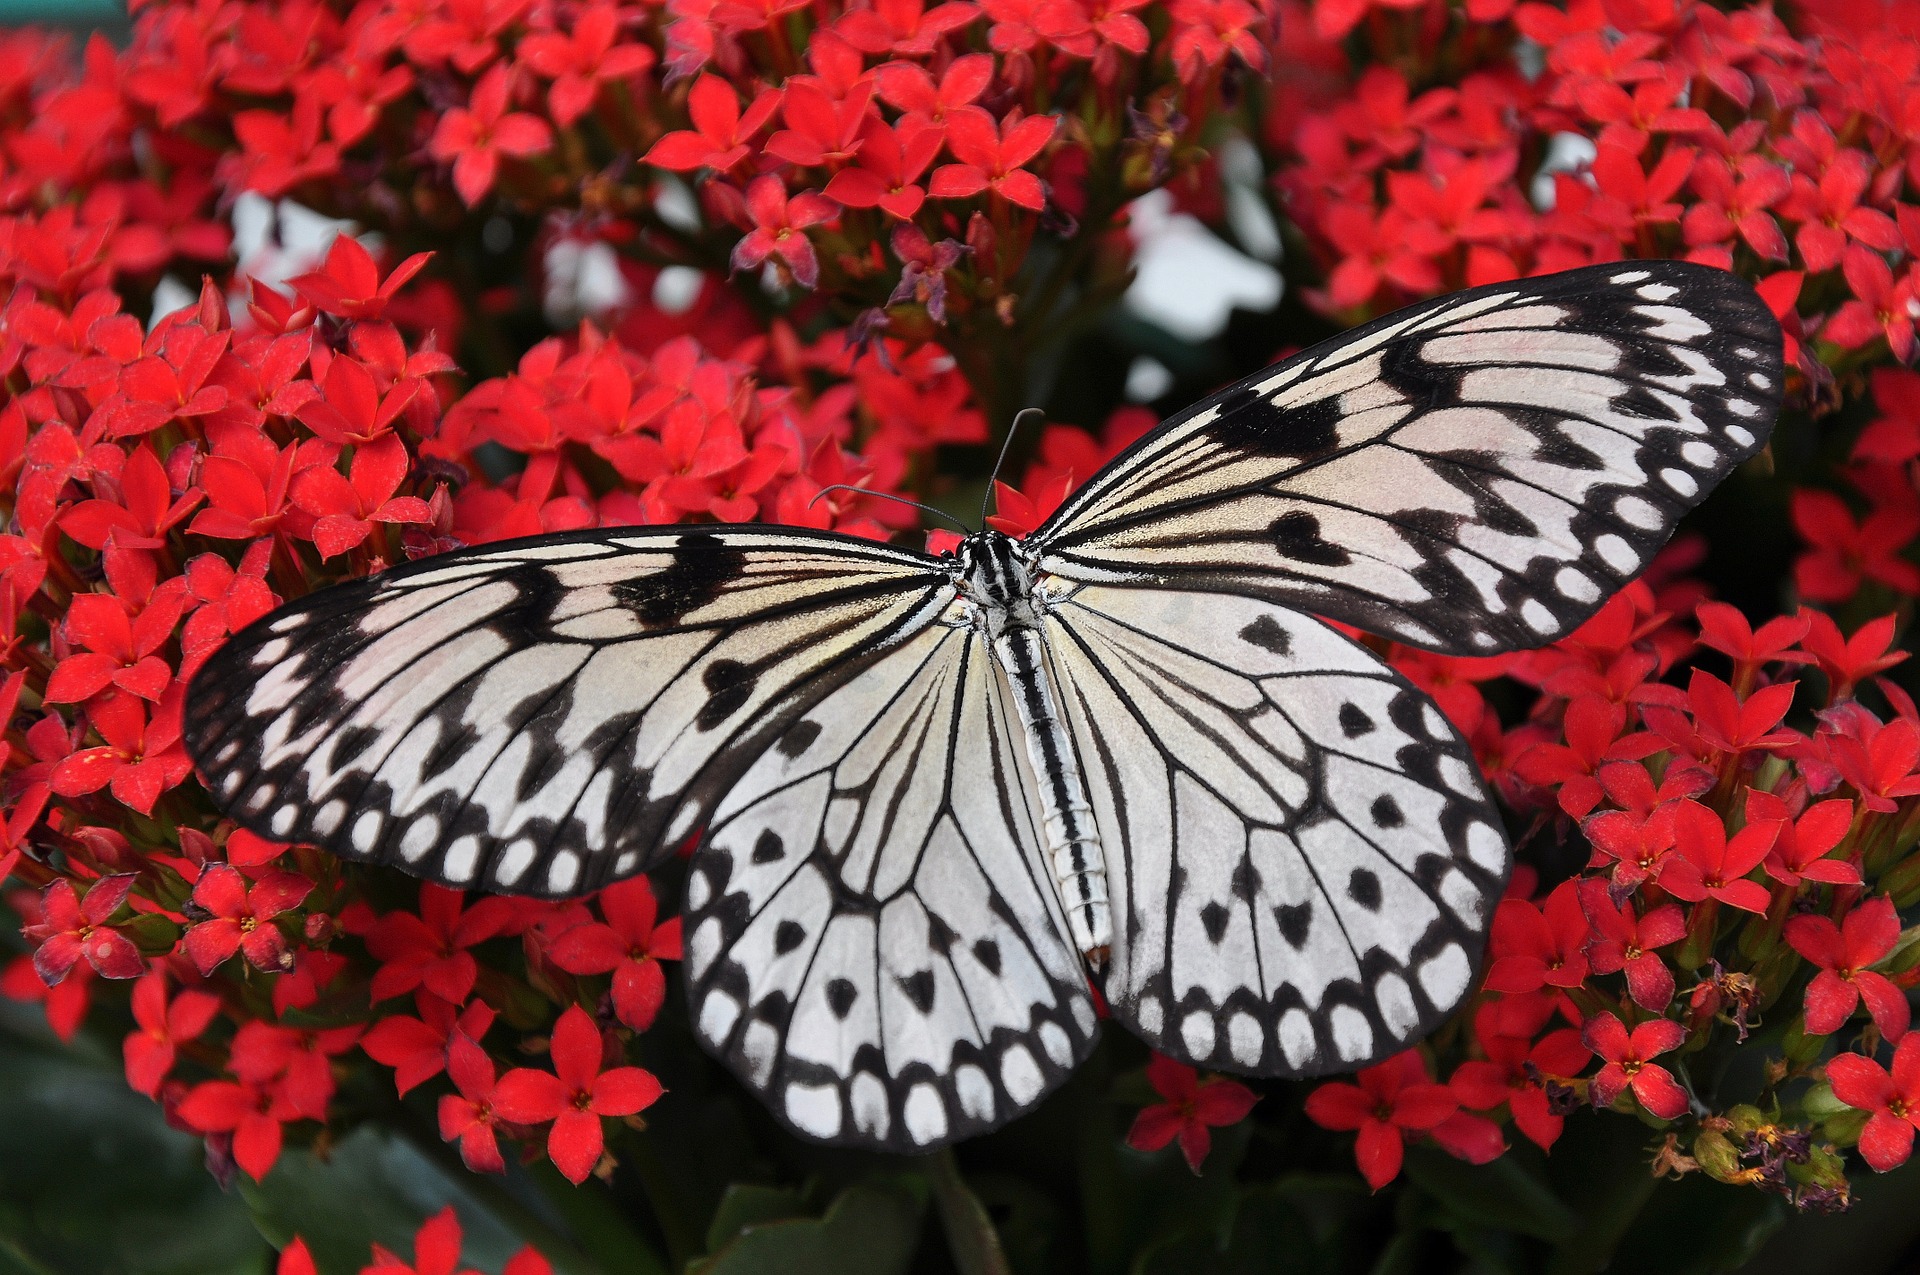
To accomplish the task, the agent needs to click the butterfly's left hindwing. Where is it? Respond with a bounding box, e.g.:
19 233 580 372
1043 583 1507 1076
185 527 950 897
684 622 1098 1151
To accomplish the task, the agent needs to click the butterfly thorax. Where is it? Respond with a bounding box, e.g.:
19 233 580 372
955 530 1047 639
955 531 1111 962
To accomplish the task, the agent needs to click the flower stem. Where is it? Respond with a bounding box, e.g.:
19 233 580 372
928 1147 1012 1275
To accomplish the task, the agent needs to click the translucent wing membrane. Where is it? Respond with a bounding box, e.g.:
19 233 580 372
1044 584 1508 1075
1035 261 1782 654
185 528 949 897
684 622 1098 1150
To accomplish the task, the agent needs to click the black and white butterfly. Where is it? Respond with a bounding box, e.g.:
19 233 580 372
185 261 1781 1152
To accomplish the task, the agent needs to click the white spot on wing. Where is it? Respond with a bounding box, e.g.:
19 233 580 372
1000 1044 1043 1104
905 1084 947 1144
1331 1006 1374 1061
1181 1011 1216 1060
785 1082 843 1138
1419 946 1473 1010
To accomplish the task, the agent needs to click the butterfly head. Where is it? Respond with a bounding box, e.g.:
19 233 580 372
955 530 1046 636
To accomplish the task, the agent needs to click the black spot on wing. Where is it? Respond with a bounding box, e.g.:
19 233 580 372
752 829 785 863
898 969 936 1013
972 938 1001 975
826 978 858 1019
1277 902 1312 949
1240 614 1291 655
1270 511 1351 567
1199 901 1230 944
1347 867 1382 911
697 659 757 731
774 919 806 954
777 719 822 757
1204 385 1339 459
1338 703 1374 737
612 531 748 627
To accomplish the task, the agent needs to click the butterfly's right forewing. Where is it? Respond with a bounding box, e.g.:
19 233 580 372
185 527 951 898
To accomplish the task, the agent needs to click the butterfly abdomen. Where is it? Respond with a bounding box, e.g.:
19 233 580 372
960 532 1111 958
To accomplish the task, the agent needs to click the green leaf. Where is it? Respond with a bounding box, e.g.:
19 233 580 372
0 1021 267 1275
688 1176 928 1275
242 1124 629 1275
1401 1146 1579 1242
703 1185 808 1252
928 1149 1012 1275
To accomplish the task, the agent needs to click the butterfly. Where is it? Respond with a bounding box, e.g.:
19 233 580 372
185 260 1782 1152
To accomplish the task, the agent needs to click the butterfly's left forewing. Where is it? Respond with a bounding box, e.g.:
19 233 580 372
185 527 952 897
684 621 1097 1151
1042 583 1506 1076
1036 260 1781 654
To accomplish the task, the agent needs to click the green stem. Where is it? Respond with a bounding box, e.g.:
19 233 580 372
927 1148 1013 1275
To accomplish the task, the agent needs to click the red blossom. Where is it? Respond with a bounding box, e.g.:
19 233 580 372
729 176 836 289
644 75 779 173
365 886 520 1005
491 1004 664 1183
548 876 682 1032
182 863 314 975
1483 880 1590 994
1578 879 1685 1011
123 971 221 1096
1787 896 1911 1039
928 107 1056 211
1792 490 1920 602
1125 1053 1259 1173
1582 1012 1689 1120
428 64 554 207
1303 1051 1458 1189
438 1031 508 1174
1748 790 1859 888
1659 800 1776 913
1829 1035 1920 1172
286 237 432 323
22 874 145 984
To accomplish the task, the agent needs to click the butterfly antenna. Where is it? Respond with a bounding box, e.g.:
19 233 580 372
981 406 1046 524
809 484 972 532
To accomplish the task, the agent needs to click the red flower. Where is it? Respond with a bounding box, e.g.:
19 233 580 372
1829 716 1920 814
1451 1003 1590 1151
1124 1053 1259 1173
1801 612 1907 701
491 1004 664 1183
548 876 683 1032
22 874 145 984
365 886 520 1005
729 177 836 289
286 236 432 323
1826 245 1918 361
644 75 779 173
1792 490 1920 602
182 863 314 974
1787 896 1910 1039
1578 879 1685 1011
438 1031 508 1174
822 118 942 220
517 5 656 128
290 434 433 558
764 76 876 170
1748 790 1858 887
362 994 497 1095
123 971 220 1097
1682 153 1790 261
1513 696 1659 817
1303 1051 1458 1189
44 589 186 704
928 107 1056 211
59 444 202 552
176 1075 299 1181
427 65 554 207
48 685 193 815
1582 1012 1689 1120
362 1207 483 1275
295 356 424 447
1483 880 1590 994
1659 800 1776 913
1828 1034 1920 1172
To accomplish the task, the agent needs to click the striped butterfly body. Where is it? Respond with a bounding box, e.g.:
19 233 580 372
186 261 1783 1151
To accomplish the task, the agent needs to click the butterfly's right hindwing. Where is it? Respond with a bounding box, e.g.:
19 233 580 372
185 527 951 898
684 622 1098 1151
